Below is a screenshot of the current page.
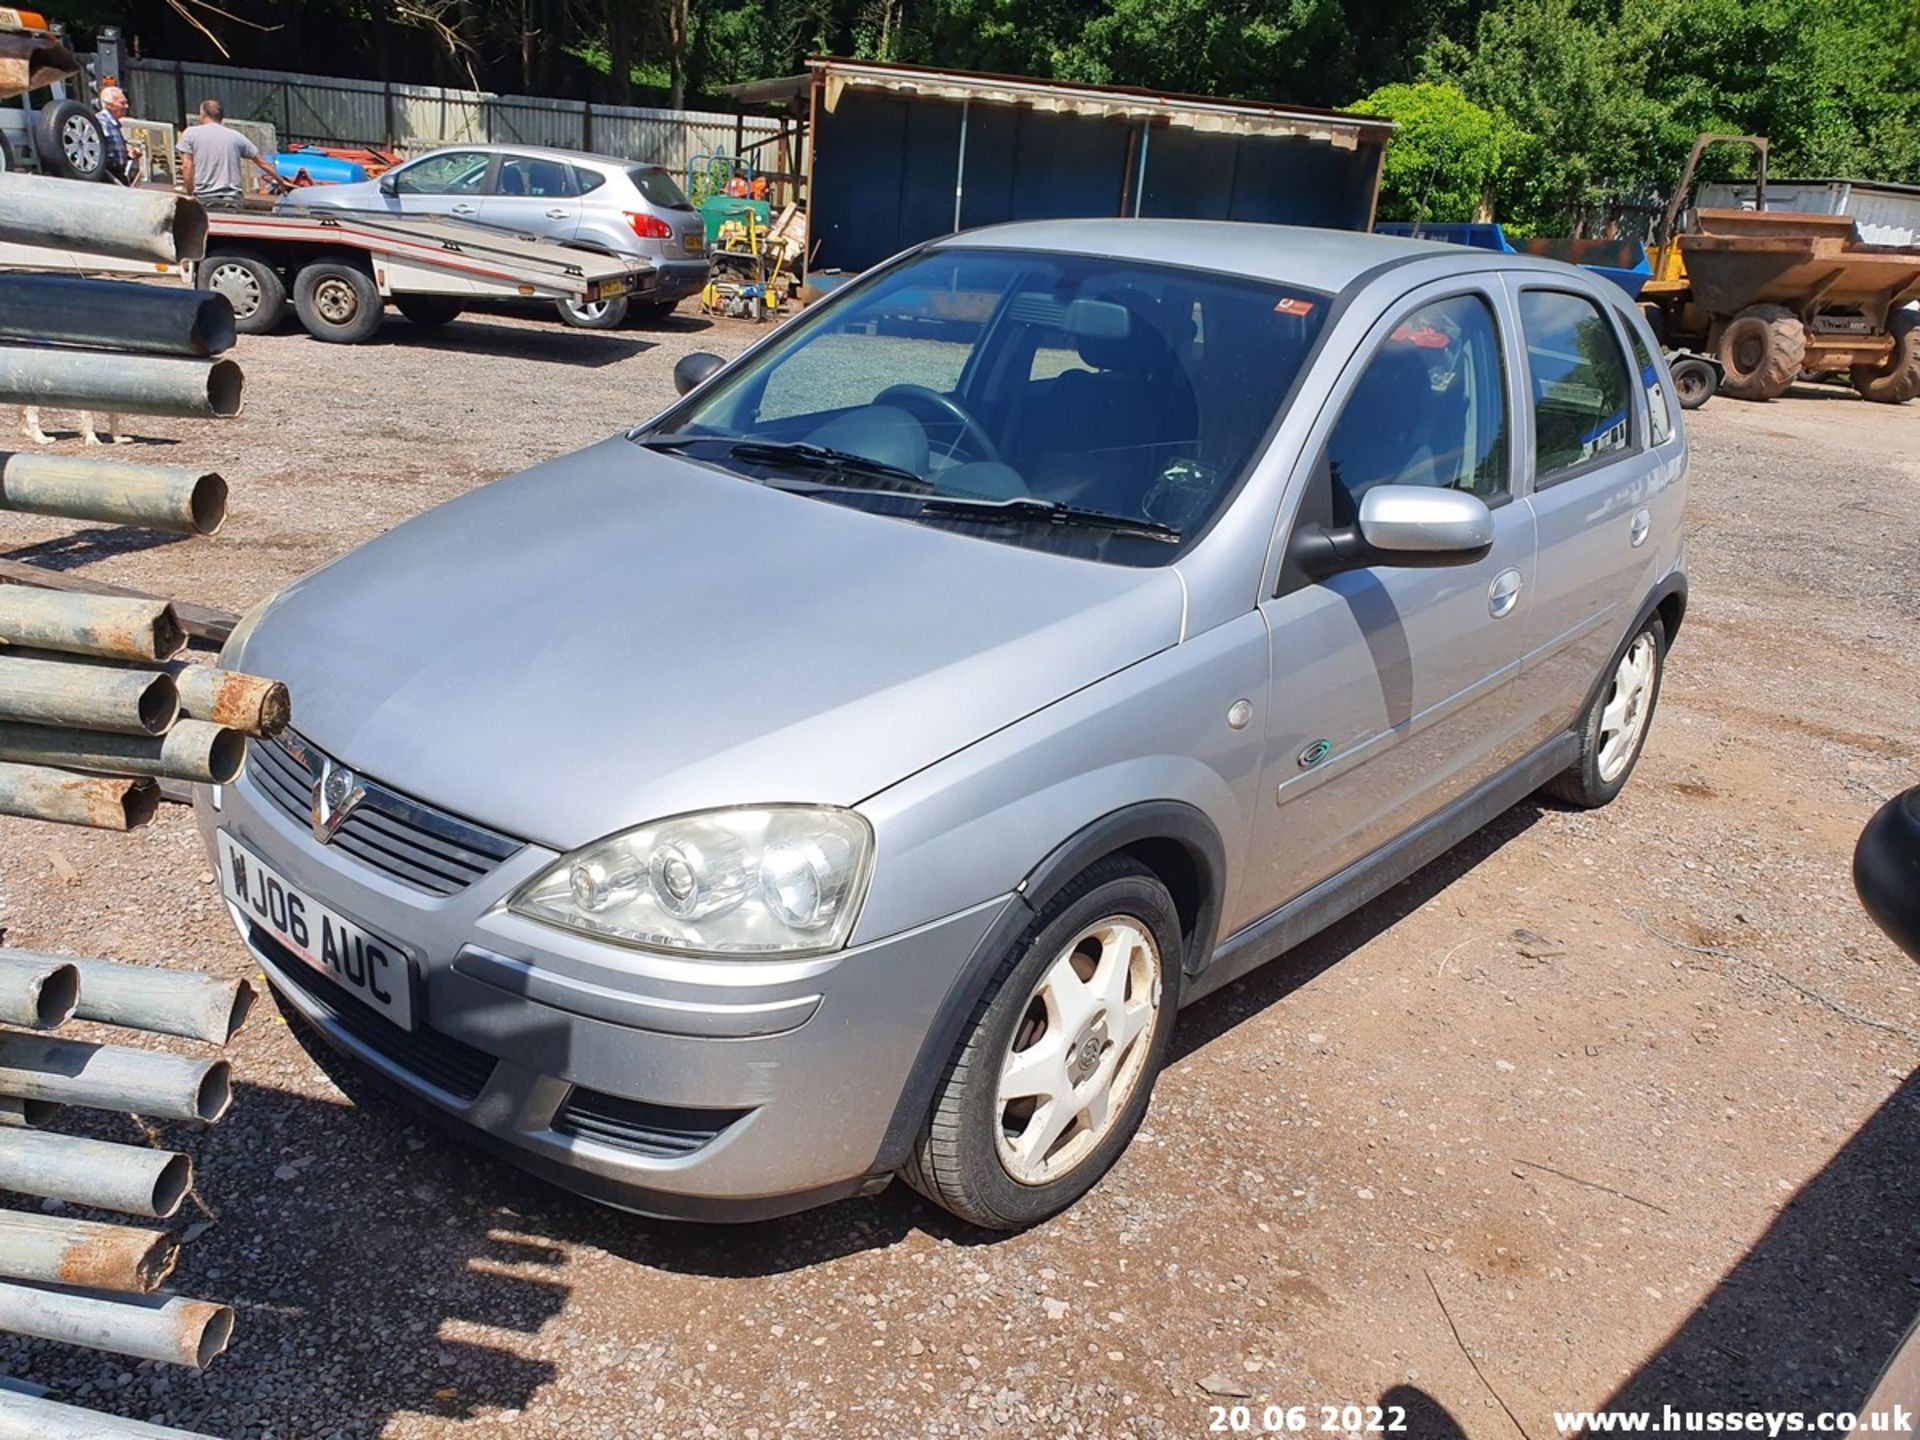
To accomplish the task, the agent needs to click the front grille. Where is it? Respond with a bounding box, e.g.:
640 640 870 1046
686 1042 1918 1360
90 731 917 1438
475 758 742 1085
551 1088 749 1158
254 926 497 1103
248 732 521 897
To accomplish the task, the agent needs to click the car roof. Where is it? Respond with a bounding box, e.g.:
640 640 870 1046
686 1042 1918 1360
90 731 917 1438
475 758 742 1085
427 143 667 175
929 218 1596 298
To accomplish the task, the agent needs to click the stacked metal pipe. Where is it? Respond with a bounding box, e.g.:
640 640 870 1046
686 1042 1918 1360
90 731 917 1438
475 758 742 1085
0 948 253 1439
0 176 287 829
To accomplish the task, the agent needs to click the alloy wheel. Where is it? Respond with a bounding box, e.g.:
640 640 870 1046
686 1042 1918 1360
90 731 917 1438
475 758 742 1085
995 917 1162 1186
207 262 261 320
1597 632 1658 783
61 113 102 172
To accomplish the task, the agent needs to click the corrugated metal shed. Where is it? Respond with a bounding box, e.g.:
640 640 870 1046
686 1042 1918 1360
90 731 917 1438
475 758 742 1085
782 58 1393 276
1698 179 1920 248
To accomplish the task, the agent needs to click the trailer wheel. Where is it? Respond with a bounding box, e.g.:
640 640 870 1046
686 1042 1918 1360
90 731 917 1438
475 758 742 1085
1671 355 1717 410
34 100 107 183
1850 310 1920 404
294 262 384 344
394 295 466 329
202 252 287 334
1715 304 1804 401
556 295 629 329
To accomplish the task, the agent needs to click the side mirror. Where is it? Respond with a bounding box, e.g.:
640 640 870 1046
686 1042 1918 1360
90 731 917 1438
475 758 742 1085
378 174 398 197
673 351 725 396
1293 485 1495 579
1855 787 1920 962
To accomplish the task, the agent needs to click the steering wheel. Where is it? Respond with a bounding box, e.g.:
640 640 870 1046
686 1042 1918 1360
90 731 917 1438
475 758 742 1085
873 384 1002 465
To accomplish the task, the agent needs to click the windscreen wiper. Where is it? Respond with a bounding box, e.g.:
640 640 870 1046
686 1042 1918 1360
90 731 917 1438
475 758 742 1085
724 440 931 493
918 494 1182 544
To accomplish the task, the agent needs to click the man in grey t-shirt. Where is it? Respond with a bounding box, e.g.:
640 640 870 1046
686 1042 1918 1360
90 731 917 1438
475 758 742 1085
177 99 279 206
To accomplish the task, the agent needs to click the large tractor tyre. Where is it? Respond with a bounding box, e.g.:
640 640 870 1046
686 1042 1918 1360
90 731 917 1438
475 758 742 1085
201 252 287 334
293 262 385 344
394 294 466 329
1850 311 1920 404
34 100 108 182
1715 304 1805 401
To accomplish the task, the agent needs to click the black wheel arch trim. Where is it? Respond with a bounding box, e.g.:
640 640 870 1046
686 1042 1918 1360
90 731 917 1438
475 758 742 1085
868 800 1227 1175
1575 572 1687 724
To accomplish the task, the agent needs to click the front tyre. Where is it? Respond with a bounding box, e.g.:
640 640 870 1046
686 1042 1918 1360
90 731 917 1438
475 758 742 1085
1544 616 1667 809
905 856 1181 1230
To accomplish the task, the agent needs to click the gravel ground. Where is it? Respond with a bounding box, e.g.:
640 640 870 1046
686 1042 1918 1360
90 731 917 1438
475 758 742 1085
0 306 1916 1439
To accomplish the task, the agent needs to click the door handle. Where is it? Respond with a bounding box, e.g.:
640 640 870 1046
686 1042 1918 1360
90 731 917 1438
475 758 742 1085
545 207 570 219
1488 568 1523 619
1629 507 1652 548
451 203 476 215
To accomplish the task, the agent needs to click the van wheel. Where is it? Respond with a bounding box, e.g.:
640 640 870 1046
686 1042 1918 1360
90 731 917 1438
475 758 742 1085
294 262 384 344
1850 311 1920 404
557 295 629 329
1715 304 1803 400
202 252 286 333
34 100 107 182
1545 616 1667 809
904 856 1181 1230
394 295 465 328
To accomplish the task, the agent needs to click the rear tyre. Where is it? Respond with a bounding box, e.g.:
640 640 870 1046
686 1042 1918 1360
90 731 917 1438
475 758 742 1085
293 262 384 344
1715 303 1804 400
33 99 106 182
201 251 287 334
1850 310 1920 404
1671 355 1716 410
904 856 1181 1230
394 294 466 329
556 295 629 329
1544 616 1667 809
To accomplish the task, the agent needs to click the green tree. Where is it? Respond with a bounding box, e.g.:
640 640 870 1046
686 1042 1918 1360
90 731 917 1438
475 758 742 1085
1351 80 1514 223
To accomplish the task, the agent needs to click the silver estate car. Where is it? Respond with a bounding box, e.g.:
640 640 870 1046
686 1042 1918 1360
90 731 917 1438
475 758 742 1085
278 143 709 325
200 220 1687 1230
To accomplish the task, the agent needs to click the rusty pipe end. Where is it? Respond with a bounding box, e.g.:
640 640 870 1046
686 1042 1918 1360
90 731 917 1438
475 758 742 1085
151 1151 192 1218
32 961 78 1030
205 359 244 419
193 1059 233 1123
18 1097 60 1127
138 673 181 737
186 1302 236 1368
123 778 160 830
188 472 228 537
152 607 188 664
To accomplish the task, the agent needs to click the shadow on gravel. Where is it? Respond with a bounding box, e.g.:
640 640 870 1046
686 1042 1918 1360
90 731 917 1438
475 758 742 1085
369 319 656 367
1379 1385 1471 1438
1600 1069 1920 1418
1173 798 1551 1062
3 524 192 570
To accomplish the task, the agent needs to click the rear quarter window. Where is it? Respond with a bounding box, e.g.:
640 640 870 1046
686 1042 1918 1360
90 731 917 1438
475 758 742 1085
629 167 693 210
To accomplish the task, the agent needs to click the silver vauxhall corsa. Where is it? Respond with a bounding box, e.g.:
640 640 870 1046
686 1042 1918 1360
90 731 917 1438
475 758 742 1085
200 220 1687 1230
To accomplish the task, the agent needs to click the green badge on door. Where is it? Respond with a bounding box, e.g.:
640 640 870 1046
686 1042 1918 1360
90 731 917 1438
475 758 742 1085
1298 738 1333 769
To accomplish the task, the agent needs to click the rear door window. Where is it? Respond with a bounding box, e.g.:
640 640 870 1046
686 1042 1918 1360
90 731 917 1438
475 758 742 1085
494 155 577 199
1518 290 1635 483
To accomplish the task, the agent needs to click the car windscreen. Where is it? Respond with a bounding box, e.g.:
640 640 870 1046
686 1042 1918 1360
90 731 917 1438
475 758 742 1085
629 166 693 210
640 248 1330 565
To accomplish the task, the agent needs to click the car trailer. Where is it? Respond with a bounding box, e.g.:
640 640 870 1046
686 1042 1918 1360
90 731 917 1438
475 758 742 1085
189 207 655 343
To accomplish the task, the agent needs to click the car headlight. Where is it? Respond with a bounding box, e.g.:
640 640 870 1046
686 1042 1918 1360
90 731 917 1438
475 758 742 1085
509 806 873 957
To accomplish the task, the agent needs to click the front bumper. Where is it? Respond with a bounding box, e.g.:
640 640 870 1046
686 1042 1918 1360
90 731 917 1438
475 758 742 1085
198 757 1010 1220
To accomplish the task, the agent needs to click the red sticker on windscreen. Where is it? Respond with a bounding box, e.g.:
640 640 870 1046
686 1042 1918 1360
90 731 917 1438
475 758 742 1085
1274 296 1316 316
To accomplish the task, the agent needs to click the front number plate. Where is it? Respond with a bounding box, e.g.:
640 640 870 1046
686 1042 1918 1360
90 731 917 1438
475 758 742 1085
218 831 415 1030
